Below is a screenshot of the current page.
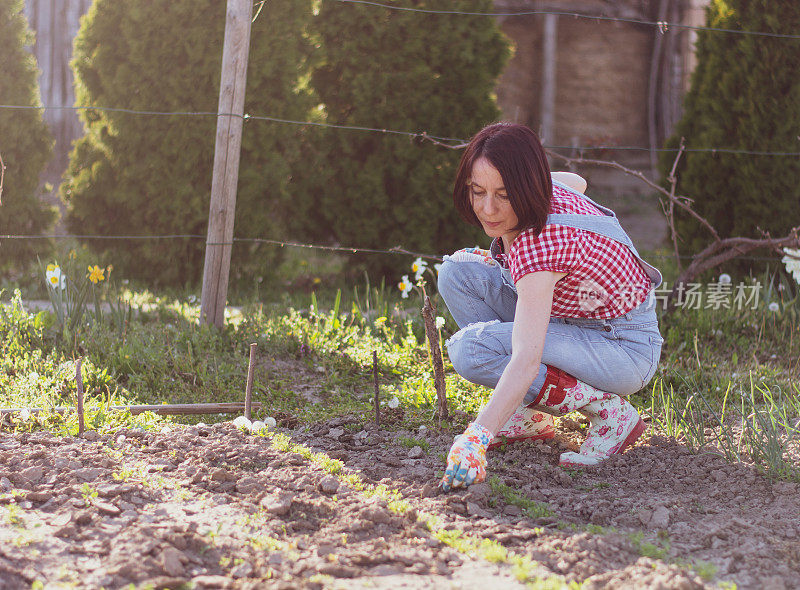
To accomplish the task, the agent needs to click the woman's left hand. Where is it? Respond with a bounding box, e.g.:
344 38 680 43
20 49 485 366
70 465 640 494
439 422 493 492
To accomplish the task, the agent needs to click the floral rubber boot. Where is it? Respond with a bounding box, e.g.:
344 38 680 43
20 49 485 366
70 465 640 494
530 366 646 467
487 406 555 450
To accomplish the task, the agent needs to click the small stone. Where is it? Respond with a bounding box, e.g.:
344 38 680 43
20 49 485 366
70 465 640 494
638 509 653 526
27 491 53 503
317 564 357 578
95 501 121 516
235 477 260 494
466 502 490 518
358 506 393 525
74 468 104 482
160 547 185 577
210 468 228 482
21 466 44 483
55 524 77 538
465 482 491 500
319 476 340 495
408 446 424 459
0 477 12 491
504 504 523 516
230 562 253 578
328 427 345 439
261 493 293 516
74 510 94 526
82 430 99 441
420 482 439 498
649 505 670 529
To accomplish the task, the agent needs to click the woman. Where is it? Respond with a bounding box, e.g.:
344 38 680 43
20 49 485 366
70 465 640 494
438 123 663 491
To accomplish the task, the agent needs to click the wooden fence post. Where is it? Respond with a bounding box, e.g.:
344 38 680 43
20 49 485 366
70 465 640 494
200 0 254 327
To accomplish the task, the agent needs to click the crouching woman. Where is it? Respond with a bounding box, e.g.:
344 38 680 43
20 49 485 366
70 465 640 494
438 123 663 491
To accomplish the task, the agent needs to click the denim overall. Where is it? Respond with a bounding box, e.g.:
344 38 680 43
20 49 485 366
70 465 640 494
438 179 664 400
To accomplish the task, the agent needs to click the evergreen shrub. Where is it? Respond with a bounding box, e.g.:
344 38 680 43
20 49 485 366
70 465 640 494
663 0 800 271
0 0 55 276
62 0 314 286
303 0 510 277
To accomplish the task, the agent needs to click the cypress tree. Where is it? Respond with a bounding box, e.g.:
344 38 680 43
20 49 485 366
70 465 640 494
303 0 510 276
664 0 800 269
0 0 55 275
62 0 314 286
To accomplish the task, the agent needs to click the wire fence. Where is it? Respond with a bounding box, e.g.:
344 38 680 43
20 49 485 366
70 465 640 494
2 103 799 156
1 233 793 264
332 0 800 41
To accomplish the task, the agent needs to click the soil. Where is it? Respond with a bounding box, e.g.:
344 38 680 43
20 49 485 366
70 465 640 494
1 418 798 590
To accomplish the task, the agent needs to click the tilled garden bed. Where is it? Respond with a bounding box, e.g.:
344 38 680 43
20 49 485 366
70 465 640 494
0 419 798 589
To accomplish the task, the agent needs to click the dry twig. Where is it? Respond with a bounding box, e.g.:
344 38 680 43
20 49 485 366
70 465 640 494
421 296 448 424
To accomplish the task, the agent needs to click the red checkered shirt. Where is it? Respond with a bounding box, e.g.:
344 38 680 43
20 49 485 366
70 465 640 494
496 184 652 319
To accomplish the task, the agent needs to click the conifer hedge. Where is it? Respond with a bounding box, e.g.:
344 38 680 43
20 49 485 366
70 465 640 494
64 0 510 285
0 0 55 275
62 0 315 286
663 0 800 267
303 0 509 275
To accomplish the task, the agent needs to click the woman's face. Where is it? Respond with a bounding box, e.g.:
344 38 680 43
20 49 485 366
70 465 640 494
469 157 520 249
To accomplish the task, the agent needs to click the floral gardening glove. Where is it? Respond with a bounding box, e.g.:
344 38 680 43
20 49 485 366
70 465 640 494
439 422 493 492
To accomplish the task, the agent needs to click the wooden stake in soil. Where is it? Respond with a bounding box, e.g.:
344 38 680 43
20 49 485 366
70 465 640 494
373 350 380 426
76 358 85 436
245 342 257 420
422 296 448 424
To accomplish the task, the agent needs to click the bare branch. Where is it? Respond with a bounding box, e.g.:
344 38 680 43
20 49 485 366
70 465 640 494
546 148 721 241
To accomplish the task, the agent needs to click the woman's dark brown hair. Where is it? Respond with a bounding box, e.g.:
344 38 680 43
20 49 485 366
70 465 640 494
453 122 552 235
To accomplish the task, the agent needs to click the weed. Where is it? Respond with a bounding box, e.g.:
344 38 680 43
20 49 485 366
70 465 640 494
629 530 671 560
692 560 718 581
488 476 555 519
398 436 430 451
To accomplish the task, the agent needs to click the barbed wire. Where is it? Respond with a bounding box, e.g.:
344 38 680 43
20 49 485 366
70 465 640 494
2 104 799 156
1 233 791 263
331 0 800 40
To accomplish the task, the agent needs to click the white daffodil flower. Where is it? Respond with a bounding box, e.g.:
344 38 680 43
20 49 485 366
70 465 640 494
782 248 800 285
398 275 413 298
45 264 66 290
412 257 428 281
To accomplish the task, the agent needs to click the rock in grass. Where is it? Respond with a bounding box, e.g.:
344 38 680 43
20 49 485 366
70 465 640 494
319 476 340 495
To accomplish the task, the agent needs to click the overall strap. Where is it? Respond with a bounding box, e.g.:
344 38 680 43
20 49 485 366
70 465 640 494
548 180 663 288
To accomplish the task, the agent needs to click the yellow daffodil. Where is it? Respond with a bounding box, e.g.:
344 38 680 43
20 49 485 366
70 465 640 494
87 265 105 284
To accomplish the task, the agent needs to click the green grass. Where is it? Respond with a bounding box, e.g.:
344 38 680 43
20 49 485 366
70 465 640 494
1 257 799 480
